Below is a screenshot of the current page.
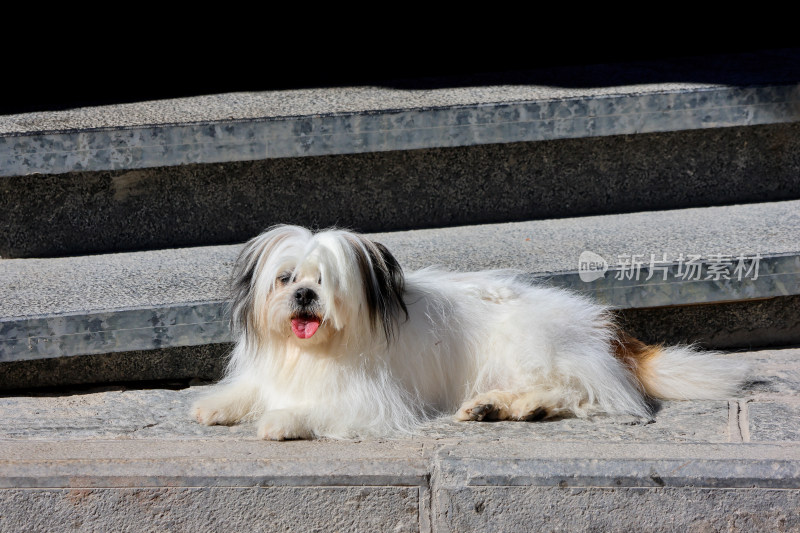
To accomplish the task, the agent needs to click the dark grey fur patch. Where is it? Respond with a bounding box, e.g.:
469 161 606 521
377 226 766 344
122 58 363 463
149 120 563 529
229 225 296 339
347 235 408 342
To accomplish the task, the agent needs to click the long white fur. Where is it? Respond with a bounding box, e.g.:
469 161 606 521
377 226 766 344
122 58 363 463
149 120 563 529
192 225 749 439
639 345 748 400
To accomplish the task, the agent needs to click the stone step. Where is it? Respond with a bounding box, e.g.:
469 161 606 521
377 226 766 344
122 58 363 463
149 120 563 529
1 201 799 388
4 50 799 177
0 347 797 531
1 50 798 257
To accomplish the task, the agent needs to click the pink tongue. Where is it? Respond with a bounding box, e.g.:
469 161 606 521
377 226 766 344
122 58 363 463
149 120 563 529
291 318 320 339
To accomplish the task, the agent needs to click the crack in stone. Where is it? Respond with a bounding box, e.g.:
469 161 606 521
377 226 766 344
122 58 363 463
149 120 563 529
738 400 751 443
728 399 751 443
728 401 743 443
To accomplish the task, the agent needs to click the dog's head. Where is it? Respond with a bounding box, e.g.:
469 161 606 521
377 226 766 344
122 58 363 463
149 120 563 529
231 225 407 348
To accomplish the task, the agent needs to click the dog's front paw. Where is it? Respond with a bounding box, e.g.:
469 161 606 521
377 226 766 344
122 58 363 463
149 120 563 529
193 405 229 426
455 391 516 421
191 383 260 426
257 410 313 441
192 399 240 426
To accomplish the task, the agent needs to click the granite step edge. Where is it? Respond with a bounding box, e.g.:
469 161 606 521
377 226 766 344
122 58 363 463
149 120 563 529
2 250 798 363
2 83 798 177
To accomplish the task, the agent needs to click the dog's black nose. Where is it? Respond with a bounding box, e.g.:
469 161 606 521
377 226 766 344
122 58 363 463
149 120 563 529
294 287 317 306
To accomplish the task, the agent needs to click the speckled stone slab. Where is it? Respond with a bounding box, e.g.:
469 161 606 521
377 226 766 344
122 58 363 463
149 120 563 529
4 122 799 259
0 348 789 443
1 201 799 362
0 387 731 444
1 347 788 444
0 348 796 532
1 82 798 177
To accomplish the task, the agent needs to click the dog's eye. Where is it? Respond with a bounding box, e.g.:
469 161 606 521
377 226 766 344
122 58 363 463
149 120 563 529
318 275 322 285
277 273 293 285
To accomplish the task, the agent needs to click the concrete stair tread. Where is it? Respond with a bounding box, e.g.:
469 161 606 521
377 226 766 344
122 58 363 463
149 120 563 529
4 199 800 317
2 50 798 178
2 200 799 362
1 81 749 135
5 50 799 135
1 347 797 531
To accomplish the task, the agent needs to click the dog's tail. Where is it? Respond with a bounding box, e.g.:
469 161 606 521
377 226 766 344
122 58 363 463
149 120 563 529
612 330 749 400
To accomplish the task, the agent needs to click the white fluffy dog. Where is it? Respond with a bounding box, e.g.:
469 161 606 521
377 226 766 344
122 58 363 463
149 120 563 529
192 225 748 440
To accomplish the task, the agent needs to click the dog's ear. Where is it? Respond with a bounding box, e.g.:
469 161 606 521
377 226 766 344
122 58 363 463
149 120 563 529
230 242 257 338
230 225 305 339
349 236 408 342
230 233 271 339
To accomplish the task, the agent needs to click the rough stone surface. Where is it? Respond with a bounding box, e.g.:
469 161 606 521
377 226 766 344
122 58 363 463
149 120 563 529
3 200 799 318
0 387 732 444
0 348 789 443
1 296 797 391
0 487 420 533
6 50 800 135
0 347 789 443
2 200 798 368
749 402 800 441
2 81 744 134
2 79 797 179
0 344 230 390
617 294 800 350
743 348 800 443
0 348 797 531
1 248 236 317
5 50 800 134
435 487 800 532
2 123 800 258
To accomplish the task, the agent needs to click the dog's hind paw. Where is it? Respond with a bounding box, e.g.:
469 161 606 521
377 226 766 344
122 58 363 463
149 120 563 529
513 406 550 421
459 402 500 421
257 410 313 440
456 391 517 421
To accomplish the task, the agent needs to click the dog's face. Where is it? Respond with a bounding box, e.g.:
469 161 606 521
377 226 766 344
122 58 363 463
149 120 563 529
231 226 407 349
268 262 330 344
